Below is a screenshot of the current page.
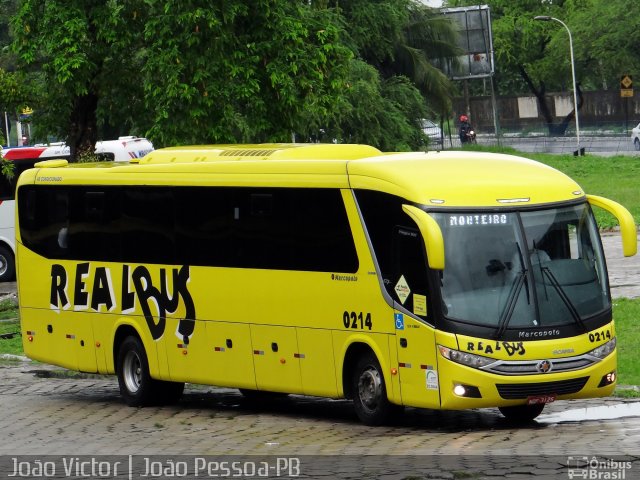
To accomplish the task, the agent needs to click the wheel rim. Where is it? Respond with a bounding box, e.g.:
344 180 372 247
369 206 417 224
358 366 382 412
123 350 142 394
0 257 6 277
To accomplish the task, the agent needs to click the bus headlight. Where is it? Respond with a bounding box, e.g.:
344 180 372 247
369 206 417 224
438 345 494 369
587 337 616 360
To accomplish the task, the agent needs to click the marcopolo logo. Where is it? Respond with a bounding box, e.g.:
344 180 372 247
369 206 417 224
49 263 196 343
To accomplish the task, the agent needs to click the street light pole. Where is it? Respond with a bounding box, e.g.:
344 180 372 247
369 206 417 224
534 15 582 155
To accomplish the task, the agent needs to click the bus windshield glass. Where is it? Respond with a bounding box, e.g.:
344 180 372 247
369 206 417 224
430 203 609 331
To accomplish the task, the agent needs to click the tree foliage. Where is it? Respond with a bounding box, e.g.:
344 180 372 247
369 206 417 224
340 0 459 115
11 0 148 158
7 0 460 154
141 1 352 145
323 60 430 150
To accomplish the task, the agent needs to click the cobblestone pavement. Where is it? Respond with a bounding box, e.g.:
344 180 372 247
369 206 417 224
0 233 639 478
0 361 638 478
602 232 640 299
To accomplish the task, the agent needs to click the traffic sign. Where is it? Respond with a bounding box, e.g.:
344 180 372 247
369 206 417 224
621 75 633 97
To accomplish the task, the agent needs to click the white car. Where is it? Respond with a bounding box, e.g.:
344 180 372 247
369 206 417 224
632 123 640 150
421 119 443 147
95 136 154 161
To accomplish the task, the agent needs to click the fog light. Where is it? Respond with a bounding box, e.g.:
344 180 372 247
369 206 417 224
453 383 482 398
598 371 617 387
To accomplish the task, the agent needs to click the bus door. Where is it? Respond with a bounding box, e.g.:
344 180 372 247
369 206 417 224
392 226 440 409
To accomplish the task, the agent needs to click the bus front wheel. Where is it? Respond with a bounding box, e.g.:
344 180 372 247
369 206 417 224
351 352 399 425
498 403 545 422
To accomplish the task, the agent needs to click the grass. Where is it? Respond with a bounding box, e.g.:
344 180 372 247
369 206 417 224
532 153 640 229
0 298 21 357
459 145 640 229
613 298 640 386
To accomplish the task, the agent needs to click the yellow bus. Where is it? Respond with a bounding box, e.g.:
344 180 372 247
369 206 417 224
16 144 636 424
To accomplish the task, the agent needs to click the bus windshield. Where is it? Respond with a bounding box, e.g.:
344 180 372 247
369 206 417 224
430 203 610 332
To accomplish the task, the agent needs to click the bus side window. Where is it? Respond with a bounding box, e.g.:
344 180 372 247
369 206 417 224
121 187 175 265
68 189 121 262
19 187 70 258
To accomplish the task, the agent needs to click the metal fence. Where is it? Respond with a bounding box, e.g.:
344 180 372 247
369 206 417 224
435 119 640 155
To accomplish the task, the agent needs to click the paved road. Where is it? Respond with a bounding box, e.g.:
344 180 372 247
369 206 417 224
0 361 638 479
602 231 640 299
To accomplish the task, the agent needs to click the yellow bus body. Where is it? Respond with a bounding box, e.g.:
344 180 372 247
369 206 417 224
16 144 635 424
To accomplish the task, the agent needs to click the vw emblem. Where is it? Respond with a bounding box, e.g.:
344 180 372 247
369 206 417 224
536 360 553 373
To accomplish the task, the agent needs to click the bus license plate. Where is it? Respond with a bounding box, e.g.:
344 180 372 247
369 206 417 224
527 394 556 405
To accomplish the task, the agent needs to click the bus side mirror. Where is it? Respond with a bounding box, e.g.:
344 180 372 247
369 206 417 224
402 205 445 270
587 195 637 257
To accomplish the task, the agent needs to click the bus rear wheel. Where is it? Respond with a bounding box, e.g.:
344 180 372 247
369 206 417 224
351 352 399 425
498 403 545 422
117 336 155 406
116 336 184 406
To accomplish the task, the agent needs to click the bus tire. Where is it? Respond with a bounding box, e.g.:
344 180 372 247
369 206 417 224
0 245 15 282
116 336 156 407
498 403 545 422
351 352 398 425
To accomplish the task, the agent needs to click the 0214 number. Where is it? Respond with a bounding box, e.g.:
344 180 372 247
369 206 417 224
343 311 372 330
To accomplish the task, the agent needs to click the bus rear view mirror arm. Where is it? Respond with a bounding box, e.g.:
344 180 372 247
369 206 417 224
402 204 445 270
587 195 637 257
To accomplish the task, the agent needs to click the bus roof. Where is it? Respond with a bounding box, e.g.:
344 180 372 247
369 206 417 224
21 144 584 208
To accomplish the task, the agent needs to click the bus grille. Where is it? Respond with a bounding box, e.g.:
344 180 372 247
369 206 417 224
486 357 594 375
496 377 589 399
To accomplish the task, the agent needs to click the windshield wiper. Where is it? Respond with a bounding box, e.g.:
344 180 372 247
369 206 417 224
494 270 526 339
541 266 587 332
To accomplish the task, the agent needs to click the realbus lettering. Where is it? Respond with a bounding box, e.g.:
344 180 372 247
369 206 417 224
50 264 68 311
47 263 195 341
73 262 90 310
121 264 135 313
133 266 166 340
91 267 115 312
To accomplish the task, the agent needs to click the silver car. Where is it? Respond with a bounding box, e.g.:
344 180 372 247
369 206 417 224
422 119 443 147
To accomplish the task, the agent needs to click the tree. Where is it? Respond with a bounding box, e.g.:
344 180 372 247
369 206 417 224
12 0 148 160
140 1 352 146
339 0 460 116
322 60 431 150
0 67 30 144
10 0 456 153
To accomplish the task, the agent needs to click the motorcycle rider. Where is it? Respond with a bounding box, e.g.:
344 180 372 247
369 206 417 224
458 115 475 144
